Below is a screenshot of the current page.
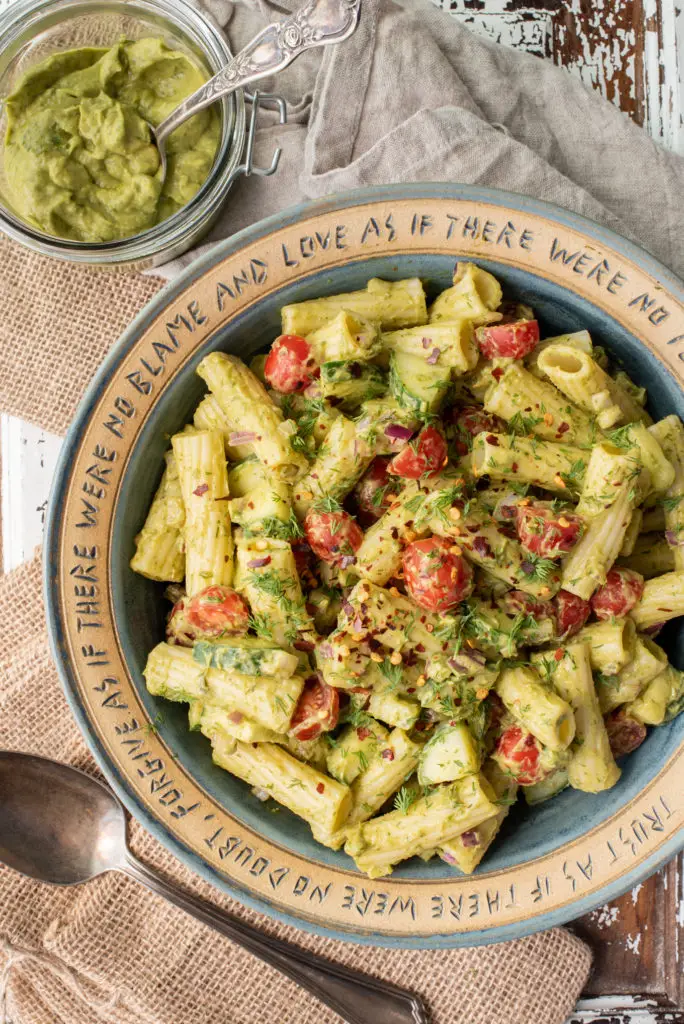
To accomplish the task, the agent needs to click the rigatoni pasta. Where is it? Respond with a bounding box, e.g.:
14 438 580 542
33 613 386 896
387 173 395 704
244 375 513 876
131 268 684 880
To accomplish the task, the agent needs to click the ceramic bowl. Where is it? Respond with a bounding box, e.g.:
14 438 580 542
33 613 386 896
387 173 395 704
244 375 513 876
45 184 684 947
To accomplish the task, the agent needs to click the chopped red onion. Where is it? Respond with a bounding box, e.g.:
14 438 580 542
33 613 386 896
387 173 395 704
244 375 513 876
342 600 354 617
384 424 414 441
521 560 536 576
427 347 441 365
339 555 357 569
440 850 457 865
461 830 481 848
228 431 257 446
665 530 684 547
380 748 395 761
493 493 521 522
192 483 209 497
352 614 364 633
421 336 431 350
318 642 334 658
642 622 665 636
247 556 271 568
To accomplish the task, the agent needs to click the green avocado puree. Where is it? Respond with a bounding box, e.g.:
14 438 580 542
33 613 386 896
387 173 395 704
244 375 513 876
4 38 220 242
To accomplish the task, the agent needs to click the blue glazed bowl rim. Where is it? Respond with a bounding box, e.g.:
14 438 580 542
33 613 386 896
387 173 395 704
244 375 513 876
44 182 684 948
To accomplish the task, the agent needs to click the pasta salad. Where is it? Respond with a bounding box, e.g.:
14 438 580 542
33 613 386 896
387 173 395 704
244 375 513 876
133 264 684 879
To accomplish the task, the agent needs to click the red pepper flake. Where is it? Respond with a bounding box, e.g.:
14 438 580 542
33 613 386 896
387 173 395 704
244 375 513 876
492 367 504 382
316 782 325 794
415 643 425 653
554 648 565 662
193 483 209 496
511 462 519 472
380 748 395 761
406 687 416 694
486 434 500 446
357 726 372 741
473 535 493 559
557 422 570 435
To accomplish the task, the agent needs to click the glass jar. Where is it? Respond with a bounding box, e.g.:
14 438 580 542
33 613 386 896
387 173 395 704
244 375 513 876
0 0 283 269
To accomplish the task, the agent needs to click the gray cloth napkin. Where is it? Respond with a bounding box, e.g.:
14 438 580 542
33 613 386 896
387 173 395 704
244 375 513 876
159 0 684 281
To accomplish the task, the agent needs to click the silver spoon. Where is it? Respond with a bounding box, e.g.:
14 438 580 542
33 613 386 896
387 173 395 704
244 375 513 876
0 751 428 1024
151 0 362 182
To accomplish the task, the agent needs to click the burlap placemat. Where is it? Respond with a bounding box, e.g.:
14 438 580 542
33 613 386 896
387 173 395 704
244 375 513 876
0 555 592 1024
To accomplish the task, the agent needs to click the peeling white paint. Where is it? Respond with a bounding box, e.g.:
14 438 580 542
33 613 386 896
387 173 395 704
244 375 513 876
631 881 644 904
589 903 621 929
625 931 642 955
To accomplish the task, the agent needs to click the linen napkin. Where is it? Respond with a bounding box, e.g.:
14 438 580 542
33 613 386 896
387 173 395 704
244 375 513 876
6 0 684 1018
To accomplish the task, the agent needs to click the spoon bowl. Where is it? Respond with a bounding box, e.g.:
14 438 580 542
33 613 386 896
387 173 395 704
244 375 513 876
0 750 426 1024
0 751 126 886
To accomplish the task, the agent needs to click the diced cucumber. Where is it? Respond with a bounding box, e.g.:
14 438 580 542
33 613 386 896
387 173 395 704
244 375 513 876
417 723 480 786
389 350 450 419
368 689 420 730
326 720 390 785
320 360 387 409
193 640 299 678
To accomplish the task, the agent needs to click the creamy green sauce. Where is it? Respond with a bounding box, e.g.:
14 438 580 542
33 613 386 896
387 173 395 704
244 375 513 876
4 38 220 243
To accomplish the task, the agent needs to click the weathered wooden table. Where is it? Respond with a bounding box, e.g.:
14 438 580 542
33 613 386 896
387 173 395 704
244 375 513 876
1 0 683 1020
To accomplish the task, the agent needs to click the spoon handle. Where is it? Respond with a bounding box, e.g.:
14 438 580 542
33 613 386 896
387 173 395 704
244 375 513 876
155 0 362 147
121 853 427 1024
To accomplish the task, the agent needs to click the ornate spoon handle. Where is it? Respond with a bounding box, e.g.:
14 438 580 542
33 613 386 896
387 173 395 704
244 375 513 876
155 0 361 147
121 852 428 1024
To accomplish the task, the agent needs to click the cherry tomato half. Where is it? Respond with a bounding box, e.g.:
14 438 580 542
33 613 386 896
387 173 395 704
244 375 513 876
475 319 540 360
289 675 340 741
590 568 645 620
402 535 474 613
167 585 250 644
304 509 363 567
354 457 402 520
449 405 506 456
264 335 319 393
553 589 591 640
604 709 647 758
493 724 547 786
516 503 584 558
387 425 447 479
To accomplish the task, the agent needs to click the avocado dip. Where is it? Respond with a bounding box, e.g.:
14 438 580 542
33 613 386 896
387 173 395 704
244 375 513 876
4 37 220 243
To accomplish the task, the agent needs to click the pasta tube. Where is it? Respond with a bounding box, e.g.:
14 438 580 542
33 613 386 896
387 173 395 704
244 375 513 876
197 352 307 480
292 415 372 516
234 530 312 645
193 394 253 462
561 443 646 598
574 618 636 675
305 311 381 362
630 570 684 629
536 343 649 428
620 509 643 556
144 642 207 702
649 415 684 567
172 430 233 595
130 451 185 582
381 321 478 373
211 735 352 835
438 761 517 874
344 774 498 879
471 433 587 494
495 665 575 752
354 480 434 584
205 667 304 733
618 533 675 578
281 278 428 335
484 363 597 447
526 330 593 378
548 643 620 792
199 704 281 744
613 423 674 496
429 262 502 325
626 664 679 726
595 636 667 712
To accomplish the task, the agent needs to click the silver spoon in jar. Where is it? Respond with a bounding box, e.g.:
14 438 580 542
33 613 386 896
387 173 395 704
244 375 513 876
151 0 362 182
0 751 428 1024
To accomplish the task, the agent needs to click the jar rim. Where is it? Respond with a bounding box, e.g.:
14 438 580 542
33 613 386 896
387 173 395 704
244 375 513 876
0 0 245 264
